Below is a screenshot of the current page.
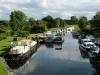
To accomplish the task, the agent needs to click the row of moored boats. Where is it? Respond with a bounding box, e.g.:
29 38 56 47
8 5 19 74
76 33 100 58
5 27 74 61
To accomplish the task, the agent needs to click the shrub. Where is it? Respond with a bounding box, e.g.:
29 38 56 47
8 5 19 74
3 36 7 39
0 35 7 41
18 31 30 37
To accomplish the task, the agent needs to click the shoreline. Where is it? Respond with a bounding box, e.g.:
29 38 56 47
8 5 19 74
0 57 14 75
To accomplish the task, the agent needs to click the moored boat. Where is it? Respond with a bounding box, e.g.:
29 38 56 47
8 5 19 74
5 39 37 61
79 40 97 52
40 31 56 43
88 47 99 58
94 38 100 47
53 36 64 43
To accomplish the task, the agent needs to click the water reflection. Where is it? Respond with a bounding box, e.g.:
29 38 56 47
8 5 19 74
79 47 89 59
12 52 39 75
54 43 62 50
89 56 100 75
10 33 98 75
44 43 54 48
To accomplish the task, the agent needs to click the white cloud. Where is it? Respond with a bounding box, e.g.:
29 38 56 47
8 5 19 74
0 0 100 20
43 11 48 15
50 10 56 13
45 49 89 62
2 4 11 10
60 12 73 19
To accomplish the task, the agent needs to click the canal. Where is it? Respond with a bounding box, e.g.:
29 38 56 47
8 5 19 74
9 33 96 75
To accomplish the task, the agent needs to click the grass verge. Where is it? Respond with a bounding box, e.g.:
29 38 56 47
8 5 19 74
0 60 8 75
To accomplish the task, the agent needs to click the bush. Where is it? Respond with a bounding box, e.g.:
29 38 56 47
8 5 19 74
0 35 7 41
18 31 30 37
3 36 7 39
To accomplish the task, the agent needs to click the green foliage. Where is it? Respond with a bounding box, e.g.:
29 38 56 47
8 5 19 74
70 16 78 24
10 10 27 31
90 11 100 30
54 18 60 28
42 15 54 28
59 18 66 27
30 20 47 33
78 16 88 30
18 31 30 37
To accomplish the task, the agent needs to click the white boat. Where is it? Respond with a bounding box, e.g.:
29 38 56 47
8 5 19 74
67 27 74 33
9 39 37 55
43 31 56 43
79 38 93 44
5 39 37 61
79 41 97 52
88 47 99 58
43 35 55 42
67 28 72 33
94 38 100 46
85 35 95 42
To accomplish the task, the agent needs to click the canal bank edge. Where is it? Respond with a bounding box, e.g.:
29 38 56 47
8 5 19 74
0 57 14 75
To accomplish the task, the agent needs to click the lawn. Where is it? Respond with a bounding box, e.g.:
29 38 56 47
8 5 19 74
0 61 8 75
66 24 80 31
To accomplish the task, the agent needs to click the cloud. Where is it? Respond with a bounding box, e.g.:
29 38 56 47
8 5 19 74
0 0 100 20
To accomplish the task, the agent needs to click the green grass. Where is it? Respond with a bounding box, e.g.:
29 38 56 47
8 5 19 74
66 25 80 31
0 61 8 75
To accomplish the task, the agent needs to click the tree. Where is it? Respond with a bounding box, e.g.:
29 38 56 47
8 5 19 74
10 10 27 32
54 18 60 28
31 20 47 33
28 17 36 33
90 11 100 30
59 18 66 28
42 15 54 28
0 20 11 35
28 17 36 27
78 16 88 30
70 16 78 24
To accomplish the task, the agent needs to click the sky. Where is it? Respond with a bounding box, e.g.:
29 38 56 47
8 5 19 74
0 0 100 20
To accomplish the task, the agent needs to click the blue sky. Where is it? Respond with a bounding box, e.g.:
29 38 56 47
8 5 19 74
0 0 100 20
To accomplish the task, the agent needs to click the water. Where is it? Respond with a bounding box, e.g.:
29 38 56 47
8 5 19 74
9 33 96 75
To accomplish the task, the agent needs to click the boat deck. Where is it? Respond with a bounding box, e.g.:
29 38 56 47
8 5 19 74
9 39 37 54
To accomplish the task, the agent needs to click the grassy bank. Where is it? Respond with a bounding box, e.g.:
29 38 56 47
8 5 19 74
0 61 8 75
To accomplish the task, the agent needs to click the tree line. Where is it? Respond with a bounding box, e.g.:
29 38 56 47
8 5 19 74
0 10 100 38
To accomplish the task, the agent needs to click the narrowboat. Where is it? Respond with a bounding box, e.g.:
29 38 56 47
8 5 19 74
5 39 37 61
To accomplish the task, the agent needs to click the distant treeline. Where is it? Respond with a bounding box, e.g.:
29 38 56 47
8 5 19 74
0 10 100 38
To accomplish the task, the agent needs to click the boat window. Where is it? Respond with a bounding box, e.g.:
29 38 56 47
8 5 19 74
87 44 94 47
84 44 86 46
90 47 98 51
